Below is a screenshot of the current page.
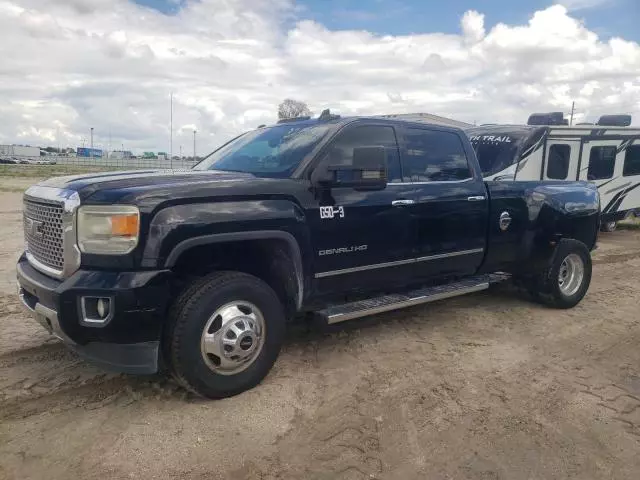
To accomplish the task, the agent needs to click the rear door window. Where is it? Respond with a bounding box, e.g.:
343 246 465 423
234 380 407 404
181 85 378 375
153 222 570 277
400 128 472 182
587 146 617 180
547 144 571 179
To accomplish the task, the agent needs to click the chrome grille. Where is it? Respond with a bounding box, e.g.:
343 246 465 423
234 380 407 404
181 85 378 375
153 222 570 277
23 198 64 272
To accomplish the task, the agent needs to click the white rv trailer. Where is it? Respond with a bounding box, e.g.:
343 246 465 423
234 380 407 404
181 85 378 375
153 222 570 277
465 114 640 231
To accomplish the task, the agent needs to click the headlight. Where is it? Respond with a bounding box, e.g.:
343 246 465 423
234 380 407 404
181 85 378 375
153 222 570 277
77 205 140 254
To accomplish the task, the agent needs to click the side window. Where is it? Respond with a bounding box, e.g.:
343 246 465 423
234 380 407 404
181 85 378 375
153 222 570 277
401 128 472 182
587 146 616 180
623 145 640 176
547 144 570 180
323 125 402 183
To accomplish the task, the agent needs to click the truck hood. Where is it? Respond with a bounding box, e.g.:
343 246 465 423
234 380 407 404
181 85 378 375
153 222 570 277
32 169 305 209
38 169 255 193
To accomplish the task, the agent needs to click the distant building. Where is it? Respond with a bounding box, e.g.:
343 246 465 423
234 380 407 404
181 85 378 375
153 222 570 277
0 144 40 157
109 150 133 159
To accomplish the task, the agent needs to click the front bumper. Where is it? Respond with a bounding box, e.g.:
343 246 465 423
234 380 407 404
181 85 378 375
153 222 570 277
16 254 172 374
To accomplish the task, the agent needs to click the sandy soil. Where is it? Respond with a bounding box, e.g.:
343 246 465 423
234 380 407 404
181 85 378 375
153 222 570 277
1 183 640 480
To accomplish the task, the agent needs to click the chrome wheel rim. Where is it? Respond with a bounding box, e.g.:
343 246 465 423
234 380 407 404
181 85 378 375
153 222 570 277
200 301 265 375
558 253 584 297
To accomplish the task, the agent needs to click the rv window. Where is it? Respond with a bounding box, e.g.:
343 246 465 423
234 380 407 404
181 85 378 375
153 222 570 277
547 144 570 180
623 145 640 176
587 146 616 180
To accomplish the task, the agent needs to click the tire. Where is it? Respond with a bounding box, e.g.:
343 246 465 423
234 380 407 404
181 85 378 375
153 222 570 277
600 221 617 232
165 271 286 399
531 239 592 309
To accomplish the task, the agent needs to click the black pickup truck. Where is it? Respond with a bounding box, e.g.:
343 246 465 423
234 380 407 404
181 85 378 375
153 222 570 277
17 112 600 398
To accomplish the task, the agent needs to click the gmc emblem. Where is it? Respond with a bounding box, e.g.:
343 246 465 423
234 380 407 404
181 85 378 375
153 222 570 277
25 217 44 237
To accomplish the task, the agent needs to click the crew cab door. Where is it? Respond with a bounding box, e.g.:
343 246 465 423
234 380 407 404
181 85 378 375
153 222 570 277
397 126 488 280
308 123 416 295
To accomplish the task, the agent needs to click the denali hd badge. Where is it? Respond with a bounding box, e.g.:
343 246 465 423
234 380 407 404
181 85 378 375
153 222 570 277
319 245 368 256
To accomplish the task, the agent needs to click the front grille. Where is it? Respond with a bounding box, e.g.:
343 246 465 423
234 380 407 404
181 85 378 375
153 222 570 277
23 198 64 273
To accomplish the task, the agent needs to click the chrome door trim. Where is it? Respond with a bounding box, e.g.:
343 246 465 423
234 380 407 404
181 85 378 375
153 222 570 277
315 248 484 278
391 199 416 206
414 248 485 263
315 257 415 278
393 177 475 186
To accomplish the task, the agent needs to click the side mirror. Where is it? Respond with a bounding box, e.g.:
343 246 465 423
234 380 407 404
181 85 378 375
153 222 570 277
321 146 387 189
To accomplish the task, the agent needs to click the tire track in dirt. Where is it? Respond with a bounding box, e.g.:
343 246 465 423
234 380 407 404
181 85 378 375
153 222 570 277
243 373 385 480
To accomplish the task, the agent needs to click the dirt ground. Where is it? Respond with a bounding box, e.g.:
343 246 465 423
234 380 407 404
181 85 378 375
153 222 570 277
1 180 640 480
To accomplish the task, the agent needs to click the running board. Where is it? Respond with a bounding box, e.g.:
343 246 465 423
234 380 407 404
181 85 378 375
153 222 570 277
319 273 509 324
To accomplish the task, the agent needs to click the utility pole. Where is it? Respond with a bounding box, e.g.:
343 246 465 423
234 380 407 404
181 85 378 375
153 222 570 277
570 101 575 126
170 92 173 168
179 145 182 160
90 127 94 158
193 129 197 162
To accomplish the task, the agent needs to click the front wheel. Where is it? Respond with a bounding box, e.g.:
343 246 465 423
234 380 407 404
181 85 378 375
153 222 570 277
532 239 592 309
165 272 286 398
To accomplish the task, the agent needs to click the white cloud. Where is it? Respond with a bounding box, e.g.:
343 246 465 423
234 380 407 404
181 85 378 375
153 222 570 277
461 10 485 43
0 0 638 154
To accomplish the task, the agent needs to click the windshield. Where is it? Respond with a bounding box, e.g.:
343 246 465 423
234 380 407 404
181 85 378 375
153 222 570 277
193 123 333 178
466 129 531 178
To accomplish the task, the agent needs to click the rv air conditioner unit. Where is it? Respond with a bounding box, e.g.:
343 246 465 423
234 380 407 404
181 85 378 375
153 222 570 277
527 112 566 126
596 115 631 127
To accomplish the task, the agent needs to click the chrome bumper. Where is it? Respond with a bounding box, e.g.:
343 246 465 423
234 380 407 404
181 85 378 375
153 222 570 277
18 287 74 345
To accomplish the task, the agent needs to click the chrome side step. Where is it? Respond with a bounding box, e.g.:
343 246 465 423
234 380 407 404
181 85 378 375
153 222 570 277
318 274 508 324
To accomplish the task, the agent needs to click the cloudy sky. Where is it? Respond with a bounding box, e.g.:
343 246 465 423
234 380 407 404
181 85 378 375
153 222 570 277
1 0 638 155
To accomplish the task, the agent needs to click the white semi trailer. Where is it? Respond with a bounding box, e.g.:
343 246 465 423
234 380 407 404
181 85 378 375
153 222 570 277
0 145 40 158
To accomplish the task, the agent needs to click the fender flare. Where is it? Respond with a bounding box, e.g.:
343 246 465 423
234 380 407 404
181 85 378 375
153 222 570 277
164 230 305 310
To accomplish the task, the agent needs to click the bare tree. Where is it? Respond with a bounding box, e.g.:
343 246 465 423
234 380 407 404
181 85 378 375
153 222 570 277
278 98 312 120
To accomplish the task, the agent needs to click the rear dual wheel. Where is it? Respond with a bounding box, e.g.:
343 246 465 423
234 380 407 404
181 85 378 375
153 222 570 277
165 272 286 399
531 239 592 309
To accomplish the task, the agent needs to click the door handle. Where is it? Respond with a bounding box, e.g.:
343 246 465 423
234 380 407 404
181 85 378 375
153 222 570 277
467 196 486 202
392 199 415 206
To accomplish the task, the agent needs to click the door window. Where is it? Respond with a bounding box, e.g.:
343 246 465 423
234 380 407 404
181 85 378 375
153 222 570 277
623 145 640 176
321 125 402 183
401 128 472 182
547 144 571 179
587 146 616 180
